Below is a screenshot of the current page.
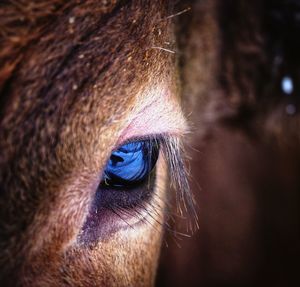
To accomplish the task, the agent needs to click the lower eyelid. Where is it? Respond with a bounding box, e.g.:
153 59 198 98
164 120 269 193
78 158 161 245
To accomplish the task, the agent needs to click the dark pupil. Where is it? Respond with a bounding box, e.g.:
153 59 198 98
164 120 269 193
100 140 159 188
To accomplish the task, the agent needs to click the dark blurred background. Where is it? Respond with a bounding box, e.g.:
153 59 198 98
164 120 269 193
157 0 299 286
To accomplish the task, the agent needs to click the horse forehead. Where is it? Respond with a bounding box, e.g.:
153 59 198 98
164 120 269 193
1 1 172 110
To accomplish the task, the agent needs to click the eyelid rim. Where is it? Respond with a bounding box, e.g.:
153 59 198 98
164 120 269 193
111 133 166 152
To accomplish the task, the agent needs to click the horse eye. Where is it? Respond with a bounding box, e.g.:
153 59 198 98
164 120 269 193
100 139 160 189
79 139 160 243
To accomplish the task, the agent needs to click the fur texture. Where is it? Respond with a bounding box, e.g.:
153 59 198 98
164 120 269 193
1 0 299 286
0 1 182 286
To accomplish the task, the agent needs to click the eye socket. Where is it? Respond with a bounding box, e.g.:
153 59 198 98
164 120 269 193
100 140 160 189
79 138 160 244
79 135 196 245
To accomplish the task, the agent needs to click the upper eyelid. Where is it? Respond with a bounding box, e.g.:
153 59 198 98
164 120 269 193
116 86 188 146
112 133 166 152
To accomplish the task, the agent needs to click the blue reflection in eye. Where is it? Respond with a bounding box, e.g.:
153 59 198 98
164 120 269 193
100 140 159 188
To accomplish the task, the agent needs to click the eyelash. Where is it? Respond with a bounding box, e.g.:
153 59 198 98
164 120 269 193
78 135 197 244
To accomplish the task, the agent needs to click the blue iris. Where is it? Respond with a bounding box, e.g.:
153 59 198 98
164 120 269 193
101 140 159 188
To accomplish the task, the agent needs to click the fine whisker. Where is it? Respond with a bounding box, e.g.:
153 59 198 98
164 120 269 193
151 46 176 54
164 7 191 20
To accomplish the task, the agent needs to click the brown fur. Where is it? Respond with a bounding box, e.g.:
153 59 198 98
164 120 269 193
1 0 299 286
0 1 178 286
